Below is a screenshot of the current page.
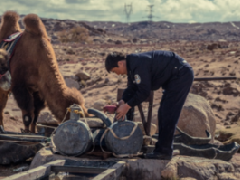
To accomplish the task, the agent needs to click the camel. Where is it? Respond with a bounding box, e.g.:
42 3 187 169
0 11 89 133
0 49 10 129
0 88 9 129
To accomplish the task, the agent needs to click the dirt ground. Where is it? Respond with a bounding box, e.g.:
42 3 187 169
3 40 240 132
1 40 240 178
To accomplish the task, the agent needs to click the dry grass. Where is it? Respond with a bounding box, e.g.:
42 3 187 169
57 26 92 44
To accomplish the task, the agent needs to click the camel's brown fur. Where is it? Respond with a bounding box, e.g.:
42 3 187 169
0 11 88 132
0 88 9 128
0 49 10 128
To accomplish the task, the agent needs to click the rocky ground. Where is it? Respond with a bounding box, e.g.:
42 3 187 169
1 17 240 179
3 40 240 133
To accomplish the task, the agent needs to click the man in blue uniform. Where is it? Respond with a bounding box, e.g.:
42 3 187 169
105 50 194 160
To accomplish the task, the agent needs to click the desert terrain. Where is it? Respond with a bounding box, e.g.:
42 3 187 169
1 16 240 179
2 17 240 133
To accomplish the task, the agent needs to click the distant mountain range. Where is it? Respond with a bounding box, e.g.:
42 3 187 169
1 14 240 41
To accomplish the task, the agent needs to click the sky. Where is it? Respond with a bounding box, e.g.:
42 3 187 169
0 0 240 23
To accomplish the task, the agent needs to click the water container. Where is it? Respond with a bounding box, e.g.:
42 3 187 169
104 120 143 156
52 104 93 156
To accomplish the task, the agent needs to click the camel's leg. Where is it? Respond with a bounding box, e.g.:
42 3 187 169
12 86 35 132
0 88 9 129
31 92 45 133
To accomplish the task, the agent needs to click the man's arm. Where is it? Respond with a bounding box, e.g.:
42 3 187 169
126 65 151 107
115 66 151 120
122 74 137 103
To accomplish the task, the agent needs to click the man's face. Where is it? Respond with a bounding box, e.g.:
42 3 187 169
111 61 126 75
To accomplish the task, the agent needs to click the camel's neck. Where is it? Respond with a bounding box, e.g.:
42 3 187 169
38 42 67 97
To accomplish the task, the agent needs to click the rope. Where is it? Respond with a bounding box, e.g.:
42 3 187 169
100 122 142 158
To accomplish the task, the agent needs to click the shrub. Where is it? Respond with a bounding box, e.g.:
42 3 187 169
57 26 92 44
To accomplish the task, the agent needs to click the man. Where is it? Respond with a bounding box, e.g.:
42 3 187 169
105 50 194 160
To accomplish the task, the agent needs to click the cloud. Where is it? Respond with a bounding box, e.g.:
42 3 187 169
0 0 239 22
65 0 90 4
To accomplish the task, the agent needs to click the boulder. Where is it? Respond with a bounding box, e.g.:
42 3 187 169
86 76 102 86
104 95 114 105
207 43 218 50
93 99 106 111
161 155 240 180
75 70 91 81
138 122 157 136
65 77 80 90
178 93 216 142
37 112 58 124
107 39 113 43
132 38 138 43
115 40 122 45
66 48 75 55
216 125 240 145
0 142 43 165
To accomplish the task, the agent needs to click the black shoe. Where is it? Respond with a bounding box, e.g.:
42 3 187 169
143 152 172 160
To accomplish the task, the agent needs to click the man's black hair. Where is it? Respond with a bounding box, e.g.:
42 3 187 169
105 52 126 73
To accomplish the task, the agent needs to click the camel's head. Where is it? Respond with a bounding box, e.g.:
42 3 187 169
0 48 9 75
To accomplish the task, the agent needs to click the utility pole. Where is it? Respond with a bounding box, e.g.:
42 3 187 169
124 3 133 23
147 4 154 34
123 3 133 37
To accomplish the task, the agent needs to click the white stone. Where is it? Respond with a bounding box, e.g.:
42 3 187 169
178 93 216 142
65 77 80 90
93 99 106 111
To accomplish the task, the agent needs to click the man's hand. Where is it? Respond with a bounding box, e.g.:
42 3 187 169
113 100 125 107
115 103 131 120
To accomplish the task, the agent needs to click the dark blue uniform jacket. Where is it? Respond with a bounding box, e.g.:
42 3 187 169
122 50 191 107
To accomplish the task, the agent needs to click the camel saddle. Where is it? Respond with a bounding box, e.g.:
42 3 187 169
0 32 22 82
0 32 23 59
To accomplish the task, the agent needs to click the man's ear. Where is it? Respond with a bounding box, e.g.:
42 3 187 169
117 61 123 67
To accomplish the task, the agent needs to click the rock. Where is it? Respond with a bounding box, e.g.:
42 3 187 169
161 155 240 180
93 99 106 111
138 122 157 136
75 70 91 81
142 135 152 146
115 40 122 45
132 38 138 43
9 115 18 121
207 43 218 50
99 52 105 56
30 147 240 180
180 177 197 180
222 86 240 96
216 125 240 145
29 147 240 180
37 112 58 124
79 80 87 88
104 95 114 105
0 142 44 165
178 93 216 142
104 78 109 84
107 39 113 43
66 48 75 55
229 51 236 56
127 39 132 43
86 76 102 86
65 77 80 90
